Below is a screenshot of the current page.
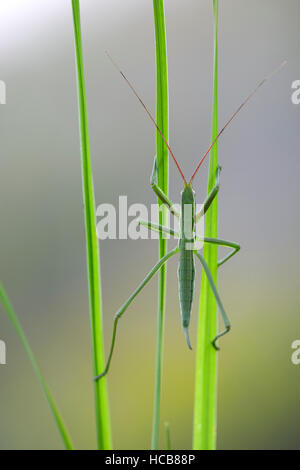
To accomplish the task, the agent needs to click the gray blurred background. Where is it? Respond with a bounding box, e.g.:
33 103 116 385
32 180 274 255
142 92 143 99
0 0 299 449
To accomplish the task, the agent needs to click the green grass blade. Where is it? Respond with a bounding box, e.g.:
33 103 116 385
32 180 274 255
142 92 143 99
193 0 219 450
0 283 74 450
152 0 169 450
71 0 112 450
165 422 171 450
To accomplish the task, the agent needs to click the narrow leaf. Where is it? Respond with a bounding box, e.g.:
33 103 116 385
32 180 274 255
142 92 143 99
152 0 169 450
0 283 74 450
71 0 112 450
193 0 219 450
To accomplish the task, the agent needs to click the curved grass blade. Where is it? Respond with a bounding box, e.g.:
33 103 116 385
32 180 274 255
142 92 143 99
193 0 219 450
71 0 112 450
0 283 74 450
152 0 169 449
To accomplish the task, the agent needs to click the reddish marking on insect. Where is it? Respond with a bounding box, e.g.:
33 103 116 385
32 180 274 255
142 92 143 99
105 50 187 185
106 51 286 187
189 60 287 184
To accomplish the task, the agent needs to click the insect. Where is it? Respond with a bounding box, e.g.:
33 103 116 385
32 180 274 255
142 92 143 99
94 53 286 381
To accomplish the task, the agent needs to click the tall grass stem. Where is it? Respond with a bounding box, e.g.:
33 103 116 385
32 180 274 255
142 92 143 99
151 0 169 450
193 0 219 450
71 0 112 450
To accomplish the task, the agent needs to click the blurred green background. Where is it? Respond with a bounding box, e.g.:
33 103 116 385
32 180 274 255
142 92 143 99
0 0 299 449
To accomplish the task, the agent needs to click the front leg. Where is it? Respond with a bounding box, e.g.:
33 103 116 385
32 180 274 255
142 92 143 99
151 155 180 218
195 165 221 222
138 220 179 238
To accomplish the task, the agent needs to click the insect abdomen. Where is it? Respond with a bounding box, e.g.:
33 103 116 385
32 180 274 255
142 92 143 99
177 185 195 349
178 248 195 330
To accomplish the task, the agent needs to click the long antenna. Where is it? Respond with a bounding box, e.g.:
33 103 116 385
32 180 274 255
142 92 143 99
105 51 187 184
189 60 287 184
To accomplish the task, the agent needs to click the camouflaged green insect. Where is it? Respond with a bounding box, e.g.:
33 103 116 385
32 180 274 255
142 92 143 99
94 54 286 381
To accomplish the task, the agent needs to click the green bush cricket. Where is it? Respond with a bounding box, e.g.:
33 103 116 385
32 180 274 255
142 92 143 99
95 54 286 381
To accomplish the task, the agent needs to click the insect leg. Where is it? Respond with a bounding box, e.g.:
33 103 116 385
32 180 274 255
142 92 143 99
151 155 180 218
138 219 179 238
195 251 231 350
195 165 221 222
94 247 179 380
195 237 240 267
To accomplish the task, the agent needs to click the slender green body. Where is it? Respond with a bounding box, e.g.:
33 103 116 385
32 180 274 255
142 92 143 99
94 47 282 450
95 159 240 382
94 49 283 381
178 185 196 349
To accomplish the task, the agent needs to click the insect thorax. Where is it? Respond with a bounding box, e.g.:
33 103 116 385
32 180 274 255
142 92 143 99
180 185 195 246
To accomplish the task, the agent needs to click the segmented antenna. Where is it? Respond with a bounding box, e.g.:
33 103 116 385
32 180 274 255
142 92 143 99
189 60 287 184
105 51 187 184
